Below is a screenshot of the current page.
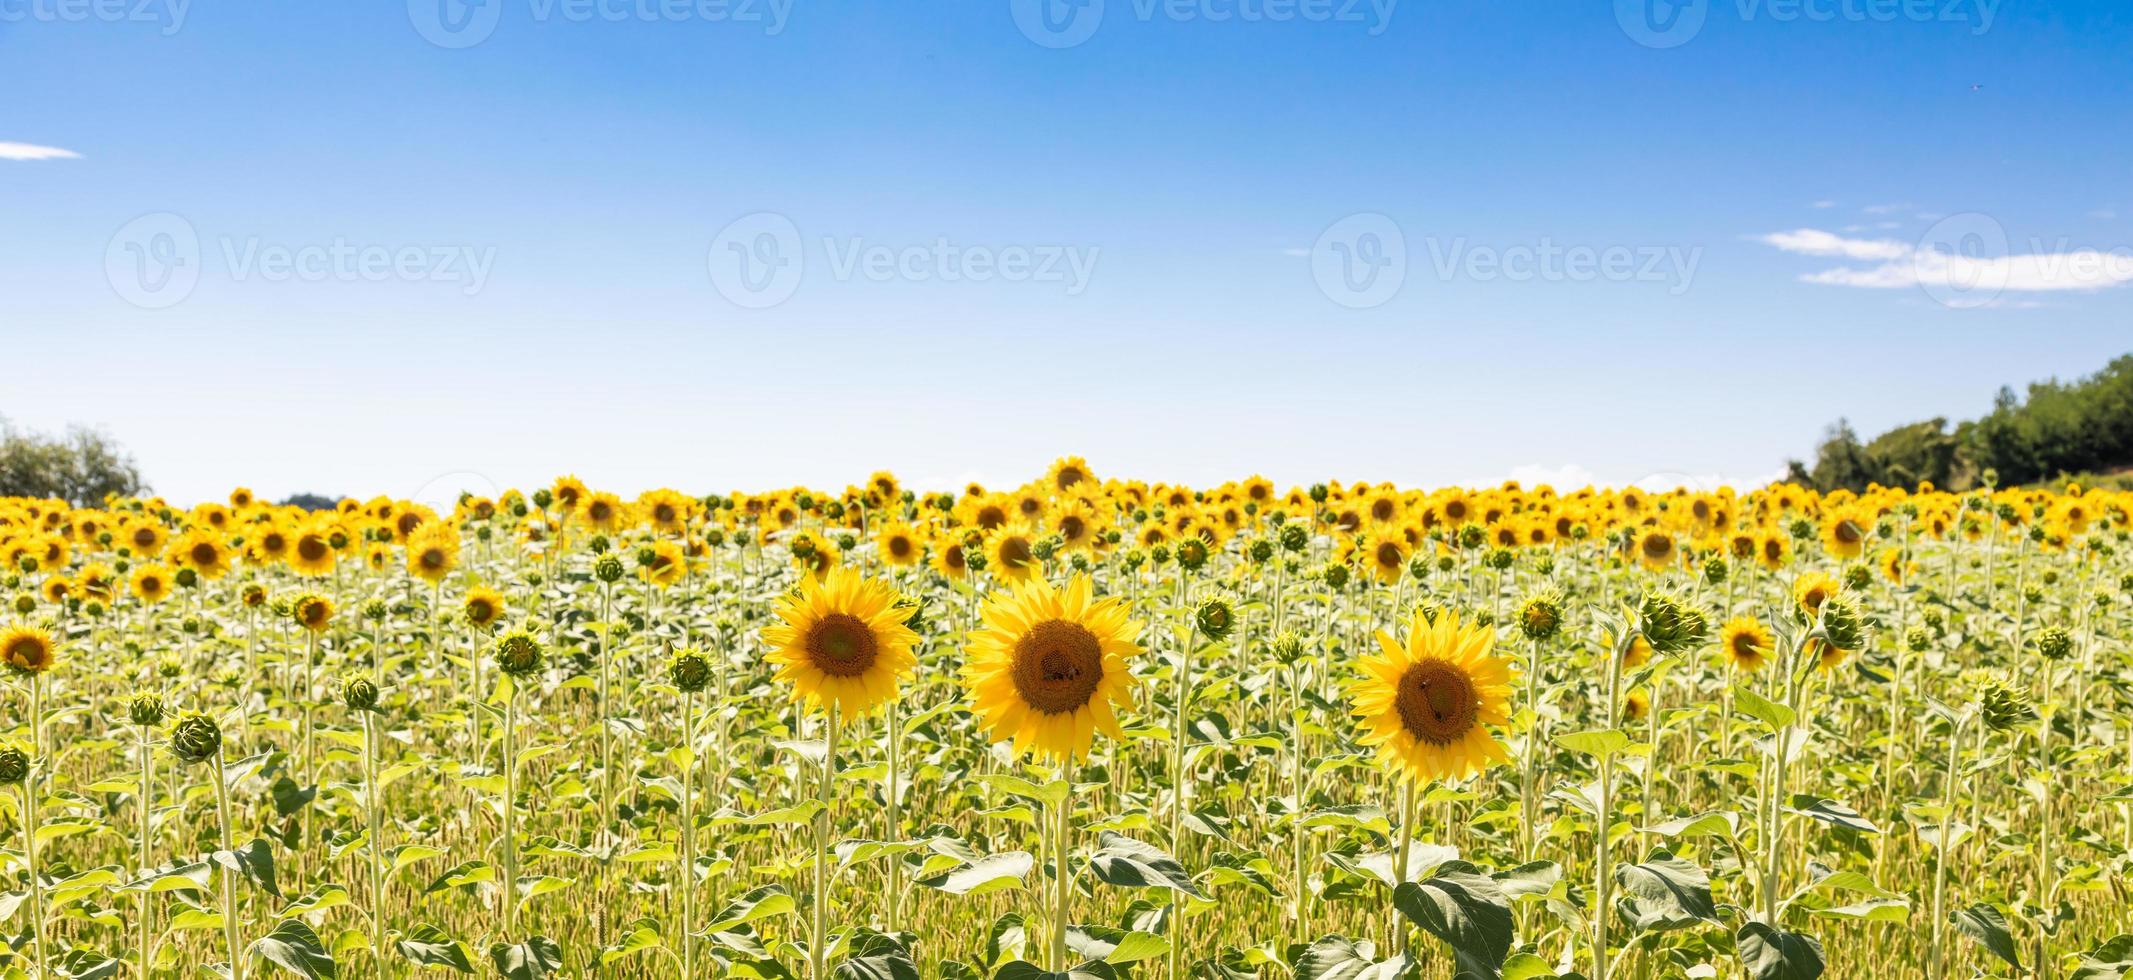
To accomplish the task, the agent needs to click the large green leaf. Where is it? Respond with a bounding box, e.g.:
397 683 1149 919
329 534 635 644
1614 850 1717 932
1391 866 1513 979
1088 833 1203 899
834 951 920 980
488 936 564 980
914 851 1033 896
992 960 1118 979
2072 935 2133 980
1952 903 2022 972
213 837 283 899
1292 936 1417 980
394 923 475 973
705 884 797 934
1735 923 1824 980
251 919 337 979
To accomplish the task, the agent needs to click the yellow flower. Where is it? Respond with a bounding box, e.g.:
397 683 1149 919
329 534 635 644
130 564 173 604
642 540 687 588
763 568 919 717
1820 507 1870 560
875 523 923 568
1634 528 1677 571
1793 572 1838 616
290 524 338 576
1349 609 1513 785
292 592 335 633
985 522 1042 582
1046 456 1095 494
463 586 506 630
1718 617 1772 672
963 574 1142 762
406 524 461 584
2 624 56 674
169 528 232 580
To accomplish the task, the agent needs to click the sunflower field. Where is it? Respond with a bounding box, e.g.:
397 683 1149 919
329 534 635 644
3 461 2132 980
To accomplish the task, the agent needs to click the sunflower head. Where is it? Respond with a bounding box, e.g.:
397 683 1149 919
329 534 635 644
668 648 714 694
127 691 167 727
1718 616 1772 672
1349 609 1513 786
762 568 920 717
169 712 224 766
2 624 56 675
463 587 505 630
340 674 381 712
291 593 335 634
962 574 1142 763
0 740 29 785
492 629 547 678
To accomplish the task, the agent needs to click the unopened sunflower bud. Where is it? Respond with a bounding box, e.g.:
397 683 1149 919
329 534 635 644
362 598 388 621
594 555 626 583
1194 597 1236 641
11 594 32 616
2035 626 2074 661
668 648 713 694
1270 631 1307 666
1485 547 1514 571
341 675 380 712
1279 524 1309 553
170 713 223 765
1977 681 2034 733
1458 524 1486 550
1702 556 1729 585
1322 562 1350 590
492 629 546 677
1636 590 1710 655
1408 556 1431 581
0 741 28 784
1517 590 1564 641
128 692 167 727
1905 627 1931 653
1817 596 1868 651
1175 538 1210 572
589 535 611 555
1247 539 1274 564
1843 564 1872 591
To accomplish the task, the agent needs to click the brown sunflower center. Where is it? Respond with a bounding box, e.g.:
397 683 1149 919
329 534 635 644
1834 520 1862 544
1059 515 1085 541
298 538 328 562
804 613 879 678
977 505 1007 530
192 542 219 565
1731 633 1763 660
1642 534 1672 559
133 528 156 547
1375 542 1403 570
1372 499 1397 522
1011 619 1104 714
5 638 48 667
1394 658 1479 746
942 544 967 570
1056 467 1084 490
420 548 447 570
469 598 496 623
887 536 913 558
997 536 1033 568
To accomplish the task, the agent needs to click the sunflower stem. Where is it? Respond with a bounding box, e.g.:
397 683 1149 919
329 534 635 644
212 747 245 980
811 702 840 980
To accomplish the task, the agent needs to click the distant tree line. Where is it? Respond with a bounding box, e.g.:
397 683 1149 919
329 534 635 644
1789 353 2133 492
0 415 148 506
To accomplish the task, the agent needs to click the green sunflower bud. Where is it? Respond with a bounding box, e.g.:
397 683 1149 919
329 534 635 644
1321 562 1350 591
668 648 714 693
1269 631 1307 666
341 674 380 712
0 741 29 784
1977 680 2034 734
1905 627 1930 653
1194 597 1236 641
492 629 546 678
595 555 626 583
2035 626 2074 661
1843 564 1872 591
128 691 167 727
1817 596 1868 652
1279 524 1309 553
1517 589 1565 641
1702 556 1729 585
1636 590 1710 655
170 712 223 765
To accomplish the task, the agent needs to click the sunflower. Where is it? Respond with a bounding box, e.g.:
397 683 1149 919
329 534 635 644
1364 535 1410 584
1793 572 1838 616
229 487 256 510
1634 528 1677 571
463 586 506 630
130 564 173 604
41 577 71 605
2 624 55 674
642 540 687 588
406 525 460 584
1820 508 1870 560
762 567 920 717
551 475 590 516
1623 689 1651 722
1349 609 1513 785
1051 497 1106 553
1876 546 1914 585
1755 531 1791 571
962 574 1142 762
249 522 293 567
122 519 167 558
1718 617 1772 672
580 492 626 533
875 523 923 567
1047 456 1095 494
932 537 970 580
985 522 1042 582
169 528 232 580
290 525 338 576
291 592 335 633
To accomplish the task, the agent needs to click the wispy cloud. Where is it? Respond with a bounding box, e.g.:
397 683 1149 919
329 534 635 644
1811 200 1836 209
0 142 82 161
1861 202 1911 215
1757 227 2133 297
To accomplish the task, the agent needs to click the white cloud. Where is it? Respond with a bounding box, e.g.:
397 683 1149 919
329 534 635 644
1756 228 1910 261
1758 228 2133 297
0 142 81 161
2093 208 2118 220
1862 202 1911 215
1811 200 1836 209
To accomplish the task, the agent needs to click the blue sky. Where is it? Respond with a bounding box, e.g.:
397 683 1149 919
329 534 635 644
3 0 2129 505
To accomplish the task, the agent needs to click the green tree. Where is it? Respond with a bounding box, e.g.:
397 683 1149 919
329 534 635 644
0 415 149 505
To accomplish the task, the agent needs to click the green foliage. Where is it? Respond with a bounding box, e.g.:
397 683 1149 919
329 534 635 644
0 415 147 504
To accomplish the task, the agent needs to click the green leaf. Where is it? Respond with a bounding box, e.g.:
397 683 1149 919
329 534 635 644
1391 867 1513 979
1952 903 2022 972
992 961 1118 980
1735 923 1824 980
1329 841 1460 889
488 937 564 980
1088 832 1204 899
276 884 351 919
214 837 283 899
394 923 476 973
913 851 1032 896
1292 935 1417 980
250 919 338 979
978 774 1070 807
1552 729 1629 757
1784 796 1879 834
422 861 495 897
704 884 797 934
833 951 920 980
599 918 666 965
1101 931 1169 965
1615 850 1717 932
1641 811 1740 840
389 845 449 879
2072 934 2133 980
514 875 573 910
1734 686 1795 732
